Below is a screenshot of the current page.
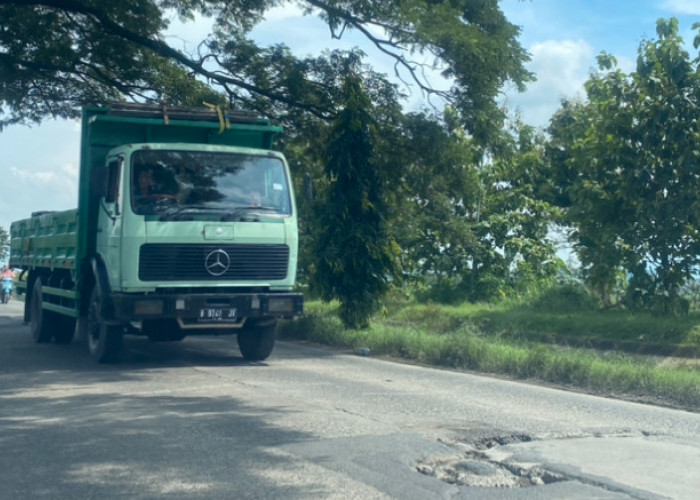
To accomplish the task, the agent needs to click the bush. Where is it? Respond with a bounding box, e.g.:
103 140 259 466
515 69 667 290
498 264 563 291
529 284 599 313
413 278 466 304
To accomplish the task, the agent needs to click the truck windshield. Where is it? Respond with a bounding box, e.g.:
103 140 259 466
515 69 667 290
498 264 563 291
131 150 291 218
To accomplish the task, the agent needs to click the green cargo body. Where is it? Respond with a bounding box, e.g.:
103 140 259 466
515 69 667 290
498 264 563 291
9 103 303 363
10 209 79 314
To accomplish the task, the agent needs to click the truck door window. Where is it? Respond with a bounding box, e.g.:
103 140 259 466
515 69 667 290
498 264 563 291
105 157 121 204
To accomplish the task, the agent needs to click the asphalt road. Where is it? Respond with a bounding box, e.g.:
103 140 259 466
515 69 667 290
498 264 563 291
1 299 700 499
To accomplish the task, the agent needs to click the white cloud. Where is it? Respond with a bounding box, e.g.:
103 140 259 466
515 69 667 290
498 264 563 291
164 5 309 52
10 163 77 186
163 13 214 54
661 0 700 15
0 120 80 231
0 163 78 229
504 39 595 128
260 4 306 23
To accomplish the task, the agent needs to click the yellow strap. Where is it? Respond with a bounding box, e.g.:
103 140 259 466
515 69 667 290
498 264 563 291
203 102 228 134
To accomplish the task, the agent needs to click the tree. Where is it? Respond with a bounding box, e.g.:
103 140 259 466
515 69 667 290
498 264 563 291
389 111 480 289
388 111 560 303
310 68 399 328
0 226 8 263
547 97 628 306
0 0 532 142
546 19 700 313
472 120 561 300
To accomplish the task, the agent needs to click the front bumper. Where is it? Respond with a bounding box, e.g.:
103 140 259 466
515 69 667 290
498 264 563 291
107 291 303 325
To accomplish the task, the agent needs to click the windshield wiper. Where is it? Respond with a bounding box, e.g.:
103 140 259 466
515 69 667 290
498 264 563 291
158 205 229 221
159 205 279 221
220 206 278 221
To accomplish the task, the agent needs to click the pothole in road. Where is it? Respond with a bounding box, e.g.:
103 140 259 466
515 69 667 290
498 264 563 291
415 433 566 488
416 452 566 488
471 432 534 450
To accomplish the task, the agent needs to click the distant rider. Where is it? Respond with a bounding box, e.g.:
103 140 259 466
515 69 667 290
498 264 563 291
1 265 14 304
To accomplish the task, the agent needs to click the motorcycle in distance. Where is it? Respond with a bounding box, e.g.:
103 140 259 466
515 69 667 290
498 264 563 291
1 277 12 304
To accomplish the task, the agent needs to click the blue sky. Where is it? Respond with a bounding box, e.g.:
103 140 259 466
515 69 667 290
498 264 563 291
1 0 699 237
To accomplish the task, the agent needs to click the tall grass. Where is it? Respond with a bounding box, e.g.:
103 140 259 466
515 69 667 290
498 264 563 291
279 299 700 410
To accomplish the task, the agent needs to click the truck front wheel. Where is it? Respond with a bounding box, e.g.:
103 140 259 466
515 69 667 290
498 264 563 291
237 319 277 361
29 278 53 343
87 287 123 363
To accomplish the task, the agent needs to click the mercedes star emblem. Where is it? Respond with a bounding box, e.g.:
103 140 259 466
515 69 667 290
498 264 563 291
205 249 230 276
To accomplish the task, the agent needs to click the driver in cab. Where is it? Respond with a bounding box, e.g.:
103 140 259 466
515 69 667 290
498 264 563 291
133 166 177 213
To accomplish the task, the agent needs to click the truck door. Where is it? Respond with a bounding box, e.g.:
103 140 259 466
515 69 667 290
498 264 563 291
95 156 124 288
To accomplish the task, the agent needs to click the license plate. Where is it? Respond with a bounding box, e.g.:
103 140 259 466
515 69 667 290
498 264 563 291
198 307 237 323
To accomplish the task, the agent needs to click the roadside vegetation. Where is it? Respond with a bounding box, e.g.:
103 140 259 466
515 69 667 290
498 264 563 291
279 285 700 411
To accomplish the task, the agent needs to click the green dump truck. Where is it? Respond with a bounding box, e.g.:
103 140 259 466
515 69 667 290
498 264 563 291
9 103 303 363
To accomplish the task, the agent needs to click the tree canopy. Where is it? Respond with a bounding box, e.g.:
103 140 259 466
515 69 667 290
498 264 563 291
546 19 700 313
310 68 400 328
0 0 532 143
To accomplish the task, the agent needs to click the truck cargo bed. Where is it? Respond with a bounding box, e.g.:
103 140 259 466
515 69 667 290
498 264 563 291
10 209 79 271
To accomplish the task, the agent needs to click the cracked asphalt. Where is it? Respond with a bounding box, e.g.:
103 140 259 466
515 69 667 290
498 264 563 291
1 299 699 499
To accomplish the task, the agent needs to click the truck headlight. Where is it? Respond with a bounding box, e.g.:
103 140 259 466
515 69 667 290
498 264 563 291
267 297 294 313
134 300 163 316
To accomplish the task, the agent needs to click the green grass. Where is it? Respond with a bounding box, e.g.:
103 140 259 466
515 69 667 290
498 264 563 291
279 299 700 410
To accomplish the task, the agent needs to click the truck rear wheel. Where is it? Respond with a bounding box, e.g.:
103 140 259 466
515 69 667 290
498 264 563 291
87 287 123 363
237 319 277 361
29 278 53 343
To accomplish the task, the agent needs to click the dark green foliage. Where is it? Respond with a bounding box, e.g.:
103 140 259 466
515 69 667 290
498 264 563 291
414 278 467 305
0 0 222 125
625 269 690 317
310 70 400 329
546 19 700 313
0 226 8 261
472 121 563 300
0 0 531 145
529 284 599 314
389 112 560 305
389 112 480 292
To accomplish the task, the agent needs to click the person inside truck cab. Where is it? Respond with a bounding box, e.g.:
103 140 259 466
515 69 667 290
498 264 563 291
135 168 153 196
133 166 177 212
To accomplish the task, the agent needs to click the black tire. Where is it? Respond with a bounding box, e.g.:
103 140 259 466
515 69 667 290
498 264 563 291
53 315 77 344
87 287 123 363
143 318 186 342
29 278 53 343
237 319 277 361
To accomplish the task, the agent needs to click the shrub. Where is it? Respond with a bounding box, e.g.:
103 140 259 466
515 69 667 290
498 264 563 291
529 284 599 313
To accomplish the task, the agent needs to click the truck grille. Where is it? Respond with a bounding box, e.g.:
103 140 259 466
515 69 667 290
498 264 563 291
139 244 289 281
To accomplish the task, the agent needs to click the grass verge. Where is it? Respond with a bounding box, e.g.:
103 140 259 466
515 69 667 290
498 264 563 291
279 300 700 411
